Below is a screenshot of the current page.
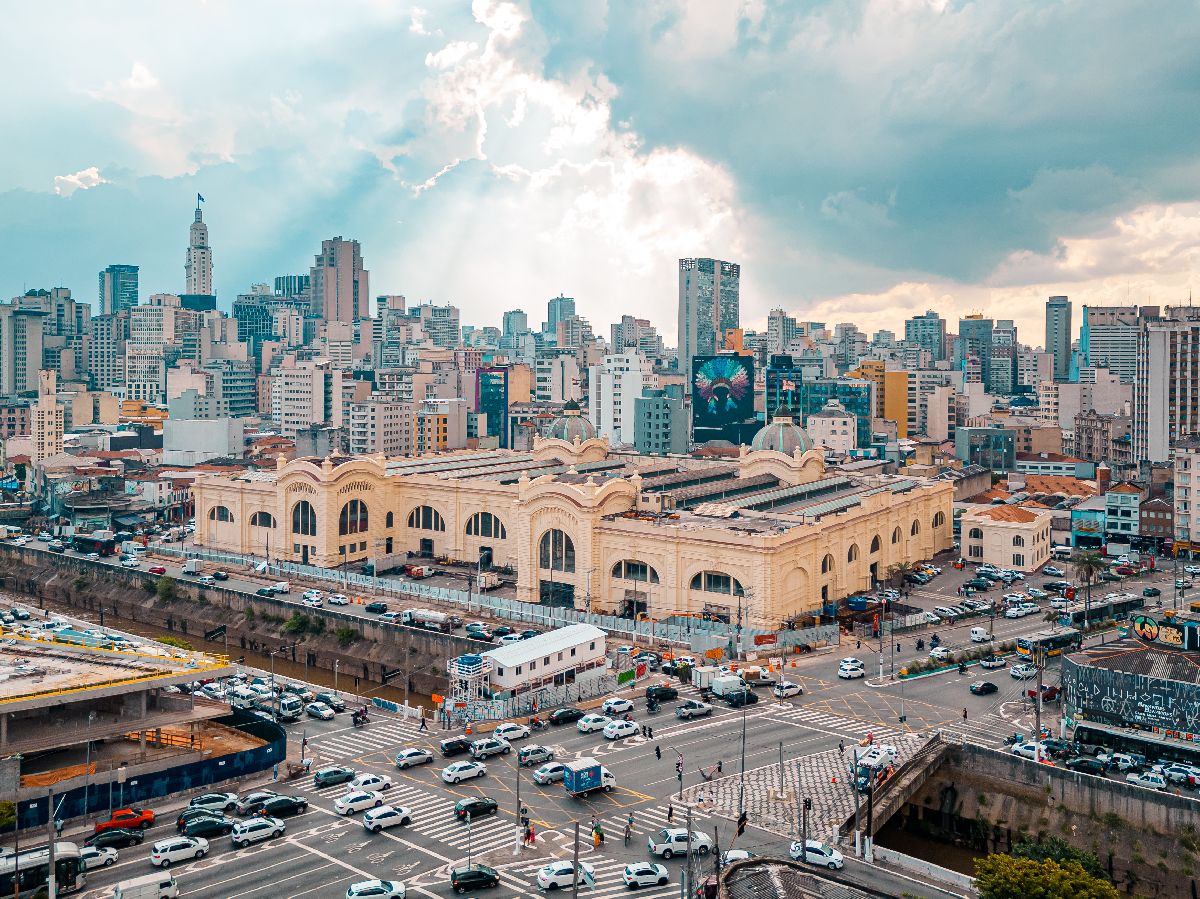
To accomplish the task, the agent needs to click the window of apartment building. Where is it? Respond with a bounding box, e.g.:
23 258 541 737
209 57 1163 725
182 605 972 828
1013 554 1024 567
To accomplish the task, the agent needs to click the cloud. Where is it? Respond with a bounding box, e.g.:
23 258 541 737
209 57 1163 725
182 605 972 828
53 166 109 197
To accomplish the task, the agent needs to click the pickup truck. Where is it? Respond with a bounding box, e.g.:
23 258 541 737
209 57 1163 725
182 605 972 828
95 807 155 833
563 758 614 797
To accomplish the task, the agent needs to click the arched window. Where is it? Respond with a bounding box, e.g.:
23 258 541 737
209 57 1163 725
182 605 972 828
385 511 394 528
968 528 983 540
932 511 946 529
688 571 745 596
611 560 660 584
910 519 920 537
821 554 834 574
847 544 860 563
870 535 881 554
250 511 275 528
208 506 233 523
339 499 369 536
407 506 446 532
892 527 902 545
291 500 316 536
538 529 575 572
467 512 507 539
1013 535 1025 547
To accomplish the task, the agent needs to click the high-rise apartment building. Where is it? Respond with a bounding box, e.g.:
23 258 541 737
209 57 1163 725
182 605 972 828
269 360 346 437
274 274 311 298
310 237 369 322
767 309 799 356
904 311 947 362
185 200 213 297
1044 296 1072 382
957 315 993 390
588 352 656 446
1135 305 1200 462
502 310 528 338
1174 435 1200 553
0 302 48 395
634 386 688 455
31 371 63 464
1080 305 1151 384
545 295 576 334
99 264 139 315
677 258 740 383
349 399 414 456
534 350 582 404
88 313 129 392
414 303 461 348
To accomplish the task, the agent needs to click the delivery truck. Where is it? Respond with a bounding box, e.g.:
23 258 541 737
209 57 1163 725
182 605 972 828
563 758 615 797
476 571 502 591
739 665 777 686
690 665 719 691
404 564 435 579
709 674 748 698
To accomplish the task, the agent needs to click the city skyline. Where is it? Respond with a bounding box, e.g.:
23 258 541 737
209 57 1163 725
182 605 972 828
2 2 1199 342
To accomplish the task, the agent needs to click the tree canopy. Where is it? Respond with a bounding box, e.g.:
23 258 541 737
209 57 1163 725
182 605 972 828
974 855 1118 899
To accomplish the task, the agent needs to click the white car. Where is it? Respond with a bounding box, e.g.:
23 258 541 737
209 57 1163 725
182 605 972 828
533 762 567 784
442 761 487 783
773 681 803 698
150 836 209 867
577 713 612 733
602 696 634 715
622 862 669 888
394 748 434 769
361 805 413 833
1043 566 1065 577
334 790 384 815
493 722 531 741
328 593 350 605
1004 607 1025 619
1019 602 1039 615
837 662 866 680
120 557 140 568
229 815 285 848
351 772 393 792
1127 771 1168 791
302 590 324 601
79 845 118 869
302 597 323 608
933 606 958 618
1002 593 1027 603
790 839 844 870
603 719 639 740
923 611 941 624
1049 598 1069 610
1027 588 1048 599
647 828 713 859
1010 663 1038 679
536 860 595 889
1010 741 1042 760
188 792 238 813
346 880 406 899
929 646 952 662
839 656 863 667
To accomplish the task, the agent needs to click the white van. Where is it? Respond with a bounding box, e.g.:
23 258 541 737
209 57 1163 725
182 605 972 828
113 871 179 898
271 581 291 594
1051 545 1072 560
230 686 258 710
970 627 993 643
197 575 216 587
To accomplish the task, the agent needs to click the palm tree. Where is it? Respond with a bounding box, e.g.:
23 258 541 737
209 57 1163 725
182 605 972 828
1071 550 1107 628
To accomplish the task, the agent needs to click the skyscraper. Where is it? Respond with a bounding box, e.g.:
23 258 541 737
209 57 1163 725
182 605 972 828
545 295 575 334
1045 296 1072 382
957 315 993 389
502 310 528 338
1080 305 1151 384
185 198 213 297
904 311 946 361
677 258 740 383
309 237 369 323
99 264 139 315
1135 305 1200 462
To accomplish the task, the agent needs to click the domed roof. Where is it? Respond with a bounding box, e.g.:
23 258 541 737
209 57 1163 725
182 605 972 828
545 400 597 442
751 405 814 455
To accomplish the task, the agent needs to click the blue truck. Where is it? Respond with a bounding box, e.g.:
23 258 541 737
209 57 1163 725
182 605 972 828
563 758 615 797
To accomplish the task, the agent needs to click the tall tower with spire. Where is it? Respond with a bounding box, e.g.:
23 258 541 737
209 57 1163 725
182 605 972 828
185 194 213 297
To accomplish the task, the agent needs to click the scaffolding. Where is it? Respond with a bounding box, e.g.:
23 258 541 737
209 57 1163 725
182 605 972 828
446 653 493 724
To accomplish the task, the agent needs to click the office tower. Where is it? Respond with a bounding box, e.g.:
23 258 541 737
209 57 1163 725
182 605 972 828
0 302 48 395
634 386 688 455
765 355 805 420
185 199 213 297
767 309 799 355
1135 306 1200 462
799 378 874 447
904 311 947 362
274 274 311 298
535 350 582 404
1016 350 1053 389
677 258 740 383
555 314 593 349
99 264 139 315
957 315 993 388
588 352 656 446
1045 296 1072 382
1080 305 1150 384
611 315 659 354
88 313 129 391
546 295 576 334
503 310 528 338
476 366 511 447
414 303 461 348
309 237 369 322
988 319 1018 396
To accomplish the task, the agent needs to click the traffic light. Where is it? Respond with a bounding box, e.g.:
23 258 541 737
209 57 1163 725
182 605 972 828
655 746 662 760
736 812 748 837
803 798 812 811
675 758 683 775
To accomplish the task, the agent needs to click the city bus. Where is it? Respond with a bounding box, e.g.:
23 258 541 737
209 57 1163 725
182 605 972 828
1072 724 1200 767
1016 628 1083 657
0 842 87 895
1062 593 1146 627
70 533 117 556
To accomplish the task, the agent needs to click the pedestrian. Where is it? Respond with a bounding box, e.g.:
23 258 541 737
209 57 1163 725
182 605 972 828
272 763 279 782
667 805 674 824
528 823 536 845
418 716 428 732
855 639 861 649
593 829 601 850
641 724 647 737
647 726 654 739
962 707 968 721
838 740 845 756
697 788 705 805
655 745 662 760
895 642 900 652
717 760 723 774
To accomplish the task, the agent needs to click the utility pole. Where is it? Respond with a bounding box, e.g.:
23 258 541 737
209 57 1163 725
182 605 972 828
46 788 56 899
865 782 875 863
571 822 580 899
801 796 811 862
334 659 339 696
684 803 694 899
778 741 784 792
1033 646 1045 762
850 747 861 856
513 763 523 856
738 708 747 816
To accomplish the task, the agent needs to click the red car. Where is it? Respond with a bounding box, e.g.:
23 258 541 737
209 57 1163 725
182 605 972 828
148 566 167 575
1027 685 1061 702
95 807 155 834
1116 566 1136 576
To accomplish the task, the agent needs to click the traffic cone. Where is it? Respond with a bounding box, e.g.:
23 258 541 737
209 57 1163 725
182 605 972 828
465 722 473 735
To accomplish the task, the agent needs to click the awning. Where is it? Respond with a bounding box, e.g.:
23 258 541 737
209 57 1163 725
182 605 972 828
114 514 147 527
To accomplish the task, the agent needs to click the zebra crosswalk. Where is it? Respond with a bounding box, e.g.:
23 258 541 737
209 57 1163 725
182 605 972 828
762 705 910 743
306 719 424 762
590 802 710 846
504 855 685 899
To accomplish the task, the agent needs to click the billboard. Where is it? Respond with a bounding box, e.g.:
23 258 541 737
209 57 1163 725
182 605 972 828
692 355 754 434
1131 614 1200 652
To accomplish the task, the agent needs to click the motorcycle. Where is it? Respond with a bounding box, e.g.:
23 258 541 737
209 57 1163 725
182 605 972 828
352 709 369 728
647 700 660 715
530 717 547 731
958 663 967 675
916 638 925 651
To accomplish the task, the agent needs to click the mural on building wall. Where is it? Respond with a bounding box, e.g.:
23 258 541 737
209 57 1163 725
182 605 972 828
692 356 753 426
1063 656 1200 736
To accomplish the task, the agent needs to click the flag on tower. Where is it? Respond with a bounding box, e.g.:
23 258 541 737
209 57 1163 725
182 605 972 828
197 193 205 204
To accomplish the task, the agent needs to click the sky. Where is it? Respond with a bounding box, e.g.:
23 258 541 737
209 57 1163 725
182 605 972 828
2 0 1200 345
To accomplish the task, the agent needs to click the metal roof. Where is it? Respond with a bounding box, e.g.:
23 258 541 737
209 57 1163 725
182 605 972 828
481 624 606 669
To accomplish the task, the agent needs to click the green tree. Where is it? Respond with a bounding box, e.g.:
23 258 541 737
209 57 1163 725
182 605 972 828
974 855 1118 899
1013 837 1104 879
886 561 915 590
155 575 177 603
156 636 193 651
335 626 359 648
284 613 311 635
0 800 14 830
1071 550 1106 626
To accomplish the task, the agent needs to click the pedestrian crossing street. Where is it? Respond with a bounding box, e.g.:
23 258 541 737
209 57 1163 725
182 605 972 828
310 777 520 857
306 718 425 762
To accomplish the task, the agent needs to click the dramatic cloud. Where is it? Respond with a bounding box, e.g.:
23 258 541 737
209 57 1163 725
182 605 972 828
53 167 109 197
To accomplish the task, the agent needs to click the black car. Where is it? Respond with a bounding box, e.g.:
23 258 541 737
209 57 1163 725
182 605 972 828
970 681 998 696
548 707 586 725
255 587 275 597
492 626 514 638
314 692 346 712
182 815 236 838
1143 587 1162 597
365 601 389 614
454 797 499 820
235 790 280 815
439 736 473 757
520 629 540 640
646 685 679 702
1065 756 1108 775
177 807 224 831
258 795 308 818
85 828 144 849
450 863 500 893
724 690 759 708
212 570 229 581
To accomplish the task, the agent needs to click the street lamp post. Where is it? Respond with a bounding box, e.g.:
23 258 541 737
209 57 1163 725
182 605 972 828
334 659 339 697
737 708 747 816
